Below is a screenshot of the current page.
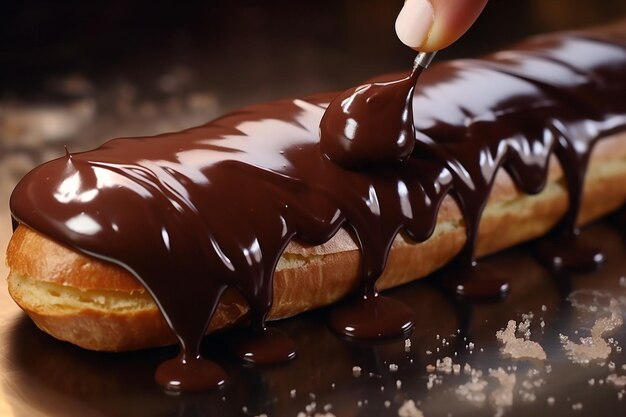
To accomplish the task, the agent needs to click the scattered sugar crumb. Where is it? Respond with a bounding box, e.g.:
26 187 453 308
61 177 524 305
560 302 623 363
572 403 583 411
398 400 424 417
607 374 626 388
456 373 488 404
489 367 516 413
436 357 454 374
405 339 412 352
496 320 547 360
547 397 555 406
396 380 402 389
520 391 536 403
518 313 533 340
352 366 362 377
389 363 399 372
385 400 391 408
426 374 438 390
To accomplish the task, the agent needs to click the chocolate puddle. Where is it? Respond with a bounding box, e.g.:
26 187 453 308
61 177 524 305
9 30 626 390
441 262 511 299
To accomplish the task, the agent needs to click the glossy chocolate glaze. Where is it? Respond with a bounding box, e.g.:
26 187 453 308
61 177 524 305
320 66 421 169
9 30 626 390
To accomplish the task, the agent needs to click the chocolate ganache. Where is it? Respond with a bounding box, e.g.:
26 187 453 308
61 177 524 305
320 52 436 171
9 29 626 390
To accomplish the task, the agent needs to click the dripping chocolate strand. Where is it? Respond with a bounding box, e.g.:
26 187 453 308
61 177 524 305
9 30 626 390
533 121 605 271
322 52 437 338
320 52 435 170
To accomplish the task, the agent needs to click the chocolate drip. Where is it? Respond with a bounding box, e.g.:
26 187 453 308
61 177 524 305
320 66 421 169
534 233 604 271
321 60 429 338
232 328 297 365
441 263 510 299
9 30 626 390
155 354 226 391
328 295 415 339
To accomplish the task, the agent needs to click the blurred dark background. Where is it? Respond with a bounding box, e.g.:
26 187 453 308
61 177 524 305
1 0 626 198
3 0 626 106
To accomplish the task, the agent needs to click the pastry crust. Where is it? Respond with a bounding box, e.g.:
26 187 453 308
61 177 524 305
6 132 626 351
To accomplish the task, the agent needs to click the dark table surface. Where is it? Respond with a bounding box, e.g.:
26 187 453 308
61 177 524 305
2 2 626 416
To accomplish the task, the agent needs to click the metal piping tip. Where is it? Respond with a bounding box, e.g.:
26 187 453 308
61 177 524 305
413 51 437 70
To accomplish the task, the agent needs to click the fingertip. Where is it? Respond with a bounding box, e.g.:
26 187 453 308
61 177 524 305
425 0 488 50
395 0 435 49
396 0 488 51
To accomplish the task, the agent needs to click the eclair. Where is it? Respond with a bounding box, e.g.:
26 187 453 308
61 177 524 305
7 137 626 351
6 24 626 389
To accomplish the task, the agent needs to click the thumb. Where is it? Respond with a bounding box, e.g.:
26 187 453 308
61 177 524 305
395 0 488 51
